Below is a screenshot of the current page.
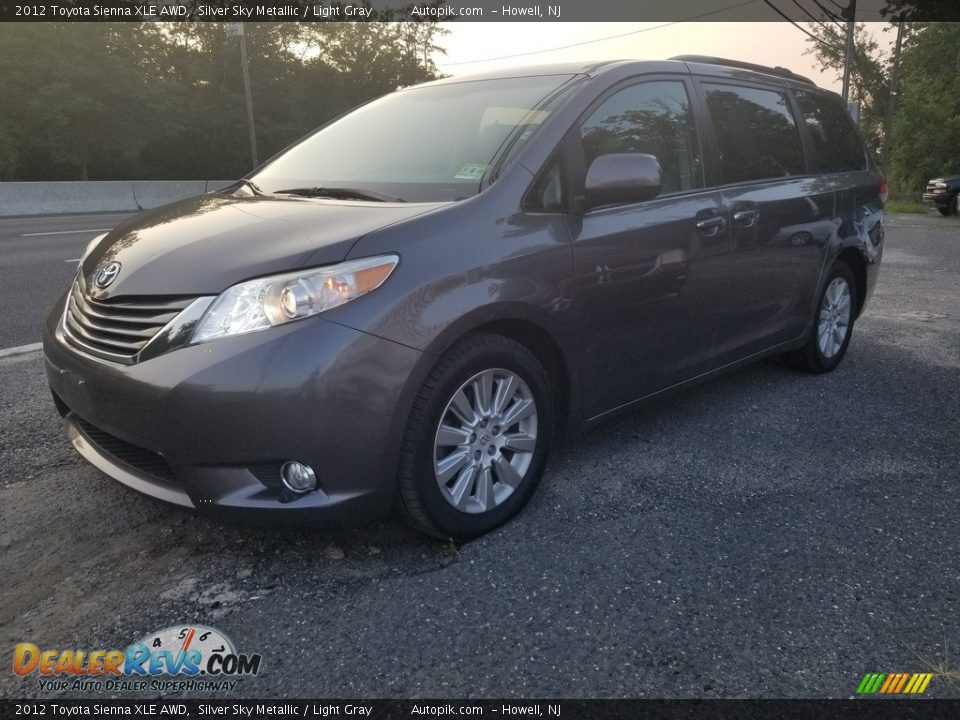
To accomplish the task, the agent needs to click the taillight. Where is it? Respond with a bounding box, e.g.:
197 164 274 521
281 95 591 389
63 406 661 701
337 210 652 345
879 178 889 204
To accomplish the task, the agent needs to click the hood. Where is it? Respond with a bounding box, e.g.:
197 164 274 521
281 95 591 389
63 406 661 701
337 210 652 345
81 193 442 299
931 175 960 184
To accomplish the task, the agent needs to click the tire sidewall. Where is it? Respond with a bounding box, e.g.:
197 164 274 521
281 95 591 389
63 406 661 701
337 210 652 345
411 340 554 540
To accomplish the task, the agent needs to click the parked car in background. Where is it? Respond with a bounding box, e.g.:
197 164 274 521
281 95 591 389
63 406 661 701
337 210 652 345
44 56 885 540
923 174 960 215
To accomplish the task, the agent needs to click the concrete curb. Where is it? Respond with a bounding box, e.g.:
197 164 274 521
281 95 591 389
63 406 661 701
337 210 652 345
0 342 43 360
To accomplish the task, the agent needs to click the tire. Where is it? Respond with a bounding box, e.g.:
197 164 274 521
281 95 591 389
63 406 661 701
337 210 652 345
938 195 958 217
398 333 555 541
787 261 858 374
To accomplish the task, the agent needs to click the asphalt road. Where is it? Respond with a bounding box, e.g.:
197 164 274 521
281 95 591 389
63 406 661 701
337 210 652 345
0 212 135 349
0 213 958 700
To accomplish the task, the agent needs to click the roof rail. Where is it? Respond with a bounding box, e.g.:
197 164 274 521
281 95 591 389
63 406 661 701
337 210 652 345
670 55 816 86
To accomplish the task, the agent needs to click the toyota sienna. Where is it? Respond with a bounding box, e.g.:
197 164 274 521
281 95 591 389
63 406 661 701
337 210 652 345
44 57 886 539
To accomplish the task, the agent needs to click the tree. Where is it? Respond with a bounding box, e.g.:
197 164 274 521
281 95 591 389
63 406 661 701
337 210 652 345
0 24 167 180
880 0 960 21
0 21 447 181
887 23 960 194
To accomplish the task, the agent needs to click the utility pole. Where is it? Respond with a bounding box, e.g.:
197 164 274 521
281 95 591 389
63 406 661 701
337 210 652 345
841 0 857 103
228 23 259 169
881 14 906 167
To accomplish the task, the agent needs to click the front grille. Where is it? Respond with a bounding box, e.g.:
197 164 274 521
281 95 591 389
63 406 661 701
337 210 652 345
73 415 177 485
63 274 195 363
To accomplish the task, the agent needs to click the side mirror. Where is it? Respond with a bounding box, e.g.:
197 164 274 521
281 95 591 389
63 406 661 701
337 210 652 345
583 153 663 209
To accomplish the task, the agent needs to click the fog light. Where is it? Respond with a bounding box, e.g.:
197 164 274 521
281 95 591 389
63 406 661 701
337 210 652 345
280 461 317 493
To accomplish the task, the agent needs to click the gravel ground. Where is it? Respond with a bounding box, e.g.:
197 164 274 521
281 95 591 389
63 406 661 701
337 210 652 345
1 213 958 699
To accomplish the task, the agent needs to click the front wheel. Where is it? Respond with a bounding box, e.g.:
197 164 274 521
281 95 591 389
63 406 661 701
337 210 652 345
398 333 554 541
938 195 958 216
787 261 858 373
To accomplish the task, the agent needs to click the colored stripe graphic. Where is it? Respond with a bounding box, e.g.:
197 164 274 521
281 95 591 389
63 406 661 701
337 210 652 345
857 672 933 694
879 674 897 693
903 674 919 694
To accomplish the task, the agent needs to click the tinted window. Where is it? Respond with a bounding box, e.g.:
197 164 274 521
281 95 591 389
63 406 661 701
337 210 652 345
795 90 866 172
704 83 805 183
579 81 702 194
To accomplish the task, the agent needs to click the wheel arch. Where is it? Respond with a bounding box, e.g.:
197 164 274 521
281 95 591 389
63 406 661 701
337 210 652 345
469 317 574 440
837 246 868 319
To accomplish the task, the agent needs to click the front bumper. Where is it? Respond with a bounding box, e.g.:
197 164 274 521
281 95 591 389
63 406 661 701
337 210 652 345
43 293 426 522
922 191 950 208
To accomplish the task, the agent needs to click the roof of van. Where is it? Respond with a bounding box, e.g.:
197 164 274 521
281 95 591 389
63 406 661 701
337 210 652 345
425 57 819 90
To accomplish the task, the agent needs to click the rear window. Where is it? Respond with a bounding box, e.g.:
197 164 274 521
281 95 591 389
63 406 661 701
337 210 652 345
794 90 867 173
703 83 805 184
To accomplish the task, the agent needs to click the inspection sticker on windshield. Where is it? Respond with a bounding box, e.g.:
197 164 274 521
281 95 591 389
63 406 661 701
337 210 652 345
455 163 488 180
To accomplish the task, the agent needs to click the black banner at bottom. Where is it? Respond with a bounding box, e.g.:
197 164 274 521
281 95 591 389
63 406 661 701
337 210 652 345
2 700 960 719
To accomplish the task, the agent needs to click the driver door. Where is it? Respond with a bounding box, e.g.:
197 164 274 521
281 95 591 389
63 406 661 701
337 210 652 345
566 77 731 418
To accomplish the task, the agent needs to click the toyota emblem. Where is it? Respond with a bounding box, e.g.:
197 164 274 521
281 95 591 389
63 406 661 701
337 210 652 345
94 262 121 289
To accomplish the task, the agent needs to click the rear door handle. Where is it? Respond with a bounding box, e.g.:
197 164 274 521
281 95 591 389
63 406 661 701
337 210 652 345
733 209 759 226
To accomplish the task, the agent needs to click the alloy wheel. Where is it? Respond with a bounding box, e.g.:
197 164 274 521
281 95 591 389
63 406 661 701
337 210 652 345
817 277 851 359
433 368 538 514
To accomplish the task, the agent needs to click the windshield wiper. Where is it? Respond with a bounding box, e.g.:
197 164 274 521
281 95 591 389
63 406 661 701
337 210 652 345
224 178 266 196
272 186 405 203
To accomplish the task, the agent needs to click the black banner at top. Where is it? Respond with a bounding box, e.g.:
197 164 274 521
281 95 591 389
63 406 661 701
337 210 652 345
1 0 959 23
1 700 960 719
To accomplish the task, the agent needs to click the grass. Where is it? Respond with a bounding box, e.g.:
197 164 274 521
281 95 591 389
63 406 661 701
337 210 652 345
885 200 931 214
906 639 960 693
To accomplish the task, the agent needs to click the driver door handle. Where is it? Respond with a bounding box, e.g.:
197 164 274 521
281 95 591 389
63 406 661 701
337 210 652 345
695 214 726 235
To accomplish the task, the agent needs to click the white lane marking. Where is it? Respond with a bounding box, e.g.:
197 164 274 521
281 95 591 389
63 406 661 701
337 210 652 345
64 258 81 263
0 342 42 359
21 228 111 237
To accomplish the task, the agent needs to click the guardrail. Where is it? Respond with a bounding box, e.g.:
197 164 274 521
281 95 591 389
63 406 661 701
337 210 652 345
0 180 234 217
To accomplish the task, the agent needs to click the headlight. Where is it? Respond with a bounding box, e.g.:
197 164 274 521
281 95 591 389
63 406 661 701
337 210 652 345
81 233 108 262
190 254 399 344
934 182 947 188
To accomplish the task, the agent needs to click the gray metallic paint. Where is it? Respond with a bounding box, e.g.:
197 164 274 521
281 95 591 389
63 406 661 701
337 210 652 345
43 58 884 521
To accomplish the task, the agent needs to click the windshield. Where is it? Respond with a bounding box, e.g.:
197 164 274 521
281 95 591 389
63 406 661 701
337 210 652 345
250 74 575 203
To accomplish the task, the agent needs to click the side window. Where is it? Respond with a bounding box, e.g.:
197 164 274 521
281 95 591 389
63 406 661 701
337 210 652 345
525 151 566 212
579 81 702 195
794 90 867 173
703 83 805 183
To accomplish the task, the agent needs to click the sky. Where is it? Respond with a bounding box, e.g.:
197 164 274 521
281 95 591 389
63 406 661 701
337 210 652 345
433 22 895 92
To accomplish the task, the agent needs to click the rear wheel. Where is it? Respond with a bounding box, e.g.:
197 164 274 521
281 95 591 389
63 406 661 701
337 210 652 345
398 333 554 541
787 261 857 373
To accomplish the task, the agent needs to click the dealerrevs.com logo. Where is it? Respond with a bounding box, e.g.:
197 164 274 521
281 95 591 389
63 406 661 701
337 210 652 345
13 625 262 693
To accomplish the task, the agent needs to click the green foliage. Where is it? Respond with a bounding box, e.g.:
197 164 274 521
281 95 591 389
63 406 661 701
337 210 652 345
880 0 960 22
888 23 960 195
0 22 446 181
803 21 960 198
0 126 17 180
884 199 928 213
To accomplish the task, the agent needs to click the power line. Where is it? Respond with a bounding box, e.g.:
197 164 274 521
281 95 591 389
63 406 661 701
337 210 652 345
762 0 845 52
441 0 761 67
790 0 838 33
808 0 847 27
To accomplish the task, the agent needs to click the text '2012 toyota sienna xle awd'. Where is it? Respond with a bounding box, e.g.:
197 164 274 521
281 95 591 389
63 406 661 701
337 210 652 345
44 57 885 540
